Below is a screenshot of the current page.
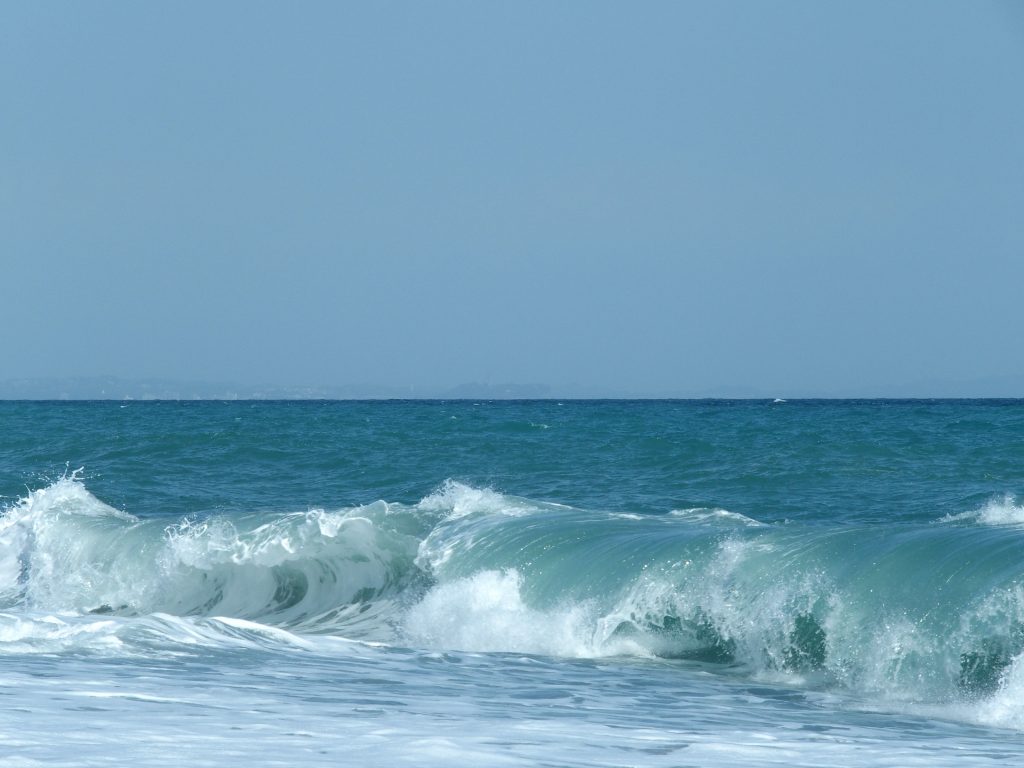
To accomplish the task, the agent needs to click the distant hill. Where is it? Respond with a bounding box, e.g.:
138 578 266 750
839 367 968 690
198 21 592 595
1 375 1020 400
0 377 394 400
0 377 550 400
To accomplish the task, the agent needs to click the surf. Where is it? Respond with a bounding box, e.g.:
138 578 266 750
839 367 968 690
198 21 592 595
5 475 1024 730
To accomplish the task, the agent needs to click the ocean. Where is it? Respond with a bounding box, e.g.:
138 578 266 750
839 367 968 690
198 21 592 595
2 399 1024 766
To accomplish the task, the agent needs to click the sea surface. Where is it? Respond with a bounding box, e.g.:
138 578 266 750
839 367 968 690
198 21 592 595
2 399 1024 766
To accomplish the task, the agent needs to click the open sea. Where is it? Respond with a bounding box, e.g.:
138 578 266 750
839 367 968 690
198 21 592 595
3 399 1024 766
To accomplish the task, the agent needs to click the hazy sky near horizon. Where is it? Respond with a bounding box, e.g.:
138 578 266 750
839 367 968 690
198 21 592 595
3 2 1023 396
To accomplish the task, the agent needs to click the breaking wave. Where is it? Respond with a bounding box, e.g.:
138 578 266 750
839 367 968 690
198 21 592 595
5 477 1024 729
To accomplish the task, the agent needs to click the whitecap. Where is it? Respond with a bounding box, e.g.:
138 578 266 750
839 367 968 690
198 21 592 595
940 495 1024 527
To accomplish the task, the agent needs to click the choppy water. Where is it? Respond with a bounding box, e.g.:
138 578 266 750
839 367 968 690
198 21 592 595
3 399 1024 765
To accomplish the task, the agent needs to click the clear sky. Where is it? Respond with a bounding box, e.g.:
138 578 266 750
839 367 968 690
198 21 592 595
3 2 1023 397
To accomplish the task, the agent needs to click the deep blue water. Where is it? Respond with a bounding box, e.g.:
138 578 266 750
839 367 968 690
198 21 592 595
5 399 1023 519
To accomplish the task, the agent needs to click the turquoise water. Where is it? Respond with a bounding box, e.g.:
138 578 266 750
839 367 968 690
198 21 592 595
3 400 1024 765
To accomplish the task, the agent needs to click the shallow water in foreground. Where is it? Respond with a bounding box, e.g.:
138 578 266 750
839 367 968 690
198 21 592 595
2 400 1024 766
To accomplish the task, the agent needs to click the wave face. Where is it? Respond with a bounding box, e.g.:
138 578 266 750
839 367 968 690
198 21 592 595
410 484 1024 715
0 476 429 641
6 474 1024 729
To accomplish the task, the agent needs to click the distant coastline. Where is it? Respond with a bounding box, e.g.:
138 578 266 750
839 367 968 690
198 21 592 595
1 376 1021 401
0 377 551 401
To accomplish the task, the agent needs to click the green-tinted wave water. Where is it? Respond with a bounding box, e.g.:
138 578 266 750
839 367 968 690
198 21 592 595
3 399 1024 738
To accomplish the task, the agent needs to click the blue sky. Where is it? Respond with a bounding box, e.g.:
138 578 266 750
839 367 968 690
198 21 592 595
3 2 1023 397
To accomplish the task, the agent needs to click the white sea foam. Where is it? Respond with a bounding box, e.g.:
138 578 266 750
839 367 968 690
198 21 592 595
404 569 606 657
0 612 126 654
977 650 1024 730
941 495 1024 527
412 482 560 572
669 507 764 526
8 629 1014 768
416 480 532 520
0 477 152 611
5 471 136 522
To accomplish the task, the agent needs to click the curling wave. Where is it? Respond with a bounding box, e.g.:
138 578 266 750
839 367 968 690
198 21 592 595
4 478 1024 728
0 475 428 638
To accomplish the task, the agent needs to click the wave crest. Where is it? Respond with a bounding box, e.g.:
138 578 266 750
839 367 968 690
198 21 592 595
941 495 1024 527
8 477 1024 730
0 478 423 636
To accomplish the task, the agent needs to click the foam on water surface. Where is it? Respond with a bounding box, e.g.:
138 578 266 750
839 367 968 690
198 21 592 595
5 475 1024 733
3 400 1024 764
4 634 1022 767
942 495 1024 527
